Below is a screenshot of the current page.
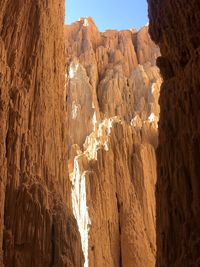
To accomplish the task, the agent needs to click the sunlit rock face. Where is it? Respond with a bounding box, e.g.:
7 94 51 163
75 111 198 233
148 1 200 266
0 1 83 266
65 17 160 149
65 17 161 267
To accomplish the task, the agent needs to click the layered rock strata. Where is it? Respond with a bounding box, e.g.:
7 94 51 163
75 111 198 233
65 18 161 267
0 1 83 267
148 1 200 266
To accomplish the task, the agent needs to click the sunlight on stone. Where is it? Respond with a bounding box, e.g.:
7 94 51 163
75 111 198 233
83 17 89 27
148 112 156 123
69 61 79 79
151 82 156 93
70 116 118 266
71 156 91 267
72 101 79 119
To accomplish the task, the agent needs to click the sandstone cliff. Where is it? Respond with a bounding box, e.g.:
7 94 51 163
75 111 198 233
1 1 198 266
0 1 83 266
65 18 161 267
148 1 200 266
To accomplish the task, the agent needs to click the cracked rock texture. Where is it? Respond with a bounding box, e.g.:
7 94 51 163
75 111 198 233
0 1 83 267
65 18 161 267
149 0 200 266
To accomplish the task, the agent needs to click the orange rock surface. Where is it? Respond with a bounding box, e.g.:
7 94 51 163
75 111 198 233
1 1 199 266
65 18 161 267
149 1 200 266
0 1 83 266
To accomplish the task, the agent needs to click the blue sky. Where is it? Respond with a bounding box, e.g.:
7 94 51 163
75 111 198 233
65 0 148 31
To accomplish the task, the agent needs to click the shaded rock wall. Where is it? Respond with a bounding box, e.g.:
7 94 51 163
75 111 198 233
148 1 200 266
0 1 83 266
65 18 161 267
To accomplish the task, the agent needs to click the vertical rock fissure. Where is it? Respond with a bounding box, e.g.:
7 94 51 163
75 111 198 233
116 193 122 267
50 223 55 267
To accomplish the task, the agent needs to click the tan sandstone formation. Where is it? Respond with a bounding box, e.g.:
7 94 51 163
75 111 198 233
0 1 83 267
148 1 200 266
65 18 161 266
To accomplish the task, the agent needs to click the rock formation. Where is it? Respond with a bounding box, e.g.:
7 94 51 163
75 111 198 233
148 1 200 266
1 0 199 265
0 1 83 267
65 17 161 266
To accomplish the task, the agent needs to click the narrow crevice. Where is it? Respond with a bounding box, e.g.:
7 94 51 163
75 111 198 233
116 193 122 267
50 223 55 267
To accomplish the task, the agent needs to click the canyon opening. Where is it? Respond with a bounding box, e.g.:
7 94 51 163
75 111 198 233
65 1 159 265
0 1 199 267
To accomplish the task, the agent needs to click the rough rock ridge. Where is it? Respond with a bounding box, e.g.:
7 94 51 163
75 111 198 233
65 18 161 267
148 0 200 266
0 1 83 266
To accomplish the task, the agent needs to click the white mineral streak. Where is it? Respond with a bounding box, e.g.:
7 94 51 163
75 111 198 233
151 82 156 93
83 18 89 27
71 115 117 267
131 115 142 128
92 112 97 131
72 101 79 119
85 118 115 159
69 61 79 79
148 112 156 123
71 156 91 267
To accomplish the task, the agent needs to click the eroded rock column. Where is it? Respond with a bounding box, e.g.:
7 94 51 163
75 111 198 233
0 1 83 266
148 0 200 266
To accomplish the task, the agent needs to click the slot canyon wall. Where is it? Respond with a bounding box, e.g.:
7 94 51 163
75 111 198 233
65 18 161 266
148 0 200 266
0 1 83 267
1 0 199 266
